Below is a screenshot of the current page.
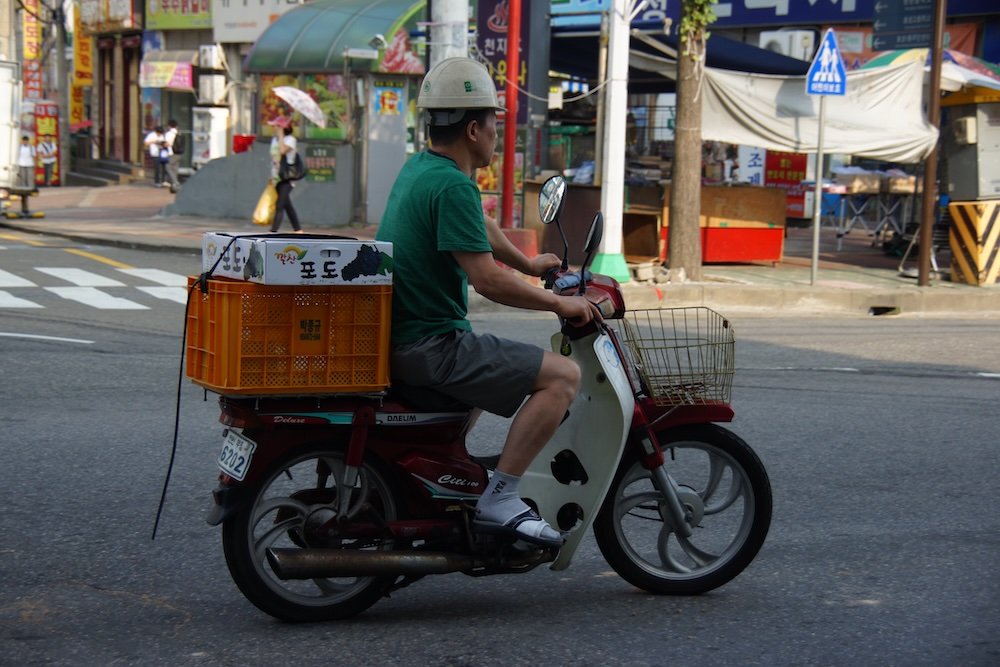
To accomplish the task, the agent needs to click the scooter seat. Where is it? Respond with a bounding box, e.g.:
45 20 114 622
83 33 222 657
390 382 472 412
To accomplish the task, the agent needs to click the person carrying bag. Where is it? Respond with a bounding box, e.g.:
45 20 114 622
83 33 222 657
270 124 306 233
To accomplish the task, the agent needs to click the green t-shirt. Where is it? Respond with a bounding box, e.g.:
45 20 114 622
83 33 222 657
376 151 492 345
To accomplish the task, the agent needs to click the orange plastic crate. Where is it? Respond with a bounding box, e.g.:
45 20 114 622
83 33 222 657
185 277 391 395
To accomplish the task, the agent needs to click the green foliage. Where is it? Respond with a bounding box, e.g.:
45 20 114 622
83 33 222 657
679 0 718 59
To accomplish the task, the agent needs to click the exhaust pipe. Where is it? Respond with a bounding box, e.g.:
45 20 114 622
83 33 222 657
266 548 476 579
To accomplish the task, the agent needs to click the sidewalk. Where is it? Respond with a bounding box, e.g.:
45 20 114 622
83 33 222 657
3 183 998 315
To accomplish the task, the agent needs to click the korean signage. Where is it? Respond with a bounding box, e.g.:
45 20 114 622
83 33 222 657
737 146 765 186
33 101 61 186
305 144 336 182
476 0 530 125
70 85 91 131
834 22 977 70
22 0 43 101
550 0 993 29
139 60 194 90
73 9 95 87
872 0 932 50
212 0 301 43
146 0 212 30
765 150 809 218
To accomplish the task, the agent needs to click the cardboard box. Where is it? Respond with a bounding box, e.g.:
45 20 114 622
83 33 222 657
834 173 881 194
202 232 393 286
881 175 919 194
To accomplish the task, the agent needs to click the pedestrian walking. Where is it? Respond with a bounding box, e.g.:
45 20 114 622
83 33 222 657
37 136 57 186
164 120 183 193
269 123 303 233
16 136 36 189
143 126 167 186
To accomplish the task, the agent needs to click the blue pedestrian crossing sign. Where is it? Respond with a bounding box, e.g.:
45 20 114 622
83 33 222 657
806 29 847 96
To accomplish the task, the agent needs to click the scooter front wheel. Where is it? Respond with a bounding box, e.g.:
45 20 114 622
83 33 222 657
221 445 401 621
594 423 771 595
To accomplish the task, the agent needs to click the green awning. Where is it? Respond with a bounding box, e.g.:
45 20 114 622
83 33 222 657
244 0 426 73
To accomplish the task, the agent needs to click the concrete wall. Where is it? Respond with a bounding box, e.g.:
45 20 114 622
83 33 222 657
164 141 357 228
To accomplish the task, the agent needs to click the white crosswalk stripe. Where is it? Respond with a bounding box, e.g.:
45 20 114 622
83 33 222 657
136 286 189 304
36 267 126 287
0 291 43 308
117 268 188 286
0 269 37 287
0 266 191 310
45 286 150 309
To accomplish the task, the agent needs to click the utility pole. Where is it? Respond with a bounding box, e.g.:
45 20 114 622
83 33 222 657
918 0 946 287
52 2 69 186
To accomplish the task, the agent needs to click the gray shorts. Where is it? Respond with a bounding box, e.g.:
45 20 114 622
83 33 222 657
390 330 543 417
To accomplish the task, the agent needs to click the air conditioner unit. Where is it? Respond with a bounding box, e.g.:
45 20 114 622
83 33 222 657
758 30 816 61
199 44 225 71
198 74 228 105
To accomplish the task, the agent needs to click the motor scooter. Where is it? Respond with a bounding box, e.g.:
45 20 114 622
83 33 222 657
202 175 772 622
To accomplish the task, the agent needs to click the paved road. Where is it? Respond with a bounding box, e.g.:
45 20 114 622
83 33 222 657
1 243 997 667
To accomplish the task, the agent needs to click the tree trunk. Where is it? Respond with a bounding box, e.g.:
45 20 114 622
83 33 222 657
668 17 704 282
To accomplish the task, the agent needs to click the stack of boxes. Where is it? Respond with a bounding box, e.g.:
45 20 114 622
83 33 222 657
186 232 394 395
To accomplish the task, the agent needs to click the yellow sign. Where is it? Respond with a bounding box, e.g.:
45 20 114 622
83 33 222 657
22 0 42 61
73 8 95 87
70 85 86 130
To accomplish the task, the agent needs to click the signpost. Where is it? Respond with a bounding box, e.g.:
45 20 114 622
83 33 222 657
805 29 847 286
872 0 934 51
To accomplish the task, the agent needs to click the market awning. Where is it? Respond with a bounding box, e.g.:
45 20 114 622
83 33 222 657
139 50 198 91
244 0 425 73
551 22 812 94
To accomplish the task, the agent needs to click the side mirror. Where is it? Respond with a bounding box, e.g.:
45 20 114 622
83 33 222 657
577 212 604 295
583 211 603 256
538 175 567 225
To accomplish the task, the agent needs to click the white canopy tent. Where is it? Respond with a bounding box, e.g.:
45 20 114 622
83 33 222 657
699 60 939 164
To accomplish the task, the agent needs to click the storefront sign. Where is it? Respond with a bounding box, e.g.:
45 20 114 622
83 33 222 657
33 101 60 186
737 146 765 186
551 0 994 29
212 0 301 43
146 0 212 30
765 150 808 218
305 144 336 182
476 0 531 124
70 85 92 131
833 22 978 70
73 10 95 87
139 60 194 90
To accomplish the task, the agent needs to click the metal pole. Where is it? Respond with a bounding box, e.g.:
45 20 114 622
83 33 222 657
811 95 826 286
500 0 521 228
593 12 607 187
54 7 69 187
918 0 946 287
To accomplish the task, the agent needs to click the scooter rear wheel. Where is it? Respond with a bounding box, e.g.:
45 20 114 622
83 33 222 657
222 445 401 621
594 423 771 595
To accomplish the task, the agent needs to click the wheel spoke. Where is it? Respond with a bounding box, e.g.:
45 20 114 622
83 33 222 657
656 526 693 574
253 516 301 562
702 454 743 515
675 534 718 567
617 489 663 520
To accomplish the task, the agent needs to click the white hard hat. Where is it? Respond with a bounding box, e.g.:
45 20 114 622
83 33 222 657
417 58 504 126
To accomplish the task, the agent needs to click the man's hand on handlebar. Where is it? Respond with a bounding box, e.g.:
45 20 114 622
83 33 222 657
555 295 602 327
528 253 562 278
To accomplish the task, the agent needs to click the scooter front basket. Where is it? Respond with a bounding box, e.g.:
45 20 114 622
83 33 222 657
613 307 734 406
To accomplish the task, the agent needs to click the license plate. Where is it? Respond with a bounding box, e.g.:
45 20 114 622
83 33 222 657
218 429 256 481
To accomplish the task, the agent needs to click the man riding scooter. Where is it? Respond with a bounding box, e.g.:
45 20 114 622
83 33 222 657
376 58 598 547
